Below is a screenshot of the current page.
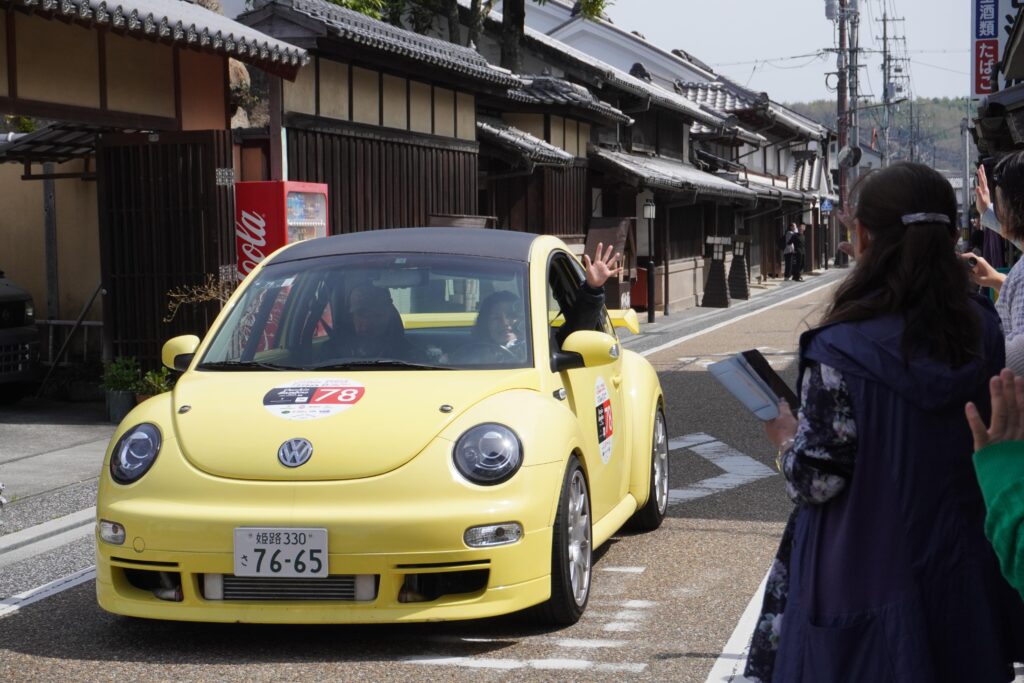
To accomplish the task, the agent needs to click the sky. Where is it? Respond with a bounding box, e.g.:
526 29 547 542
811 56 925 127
221 0 975 105
605 0 972 104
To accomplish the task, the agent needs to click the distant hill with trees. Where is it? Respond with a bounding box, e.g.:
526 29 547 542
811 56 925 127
786 97 976 174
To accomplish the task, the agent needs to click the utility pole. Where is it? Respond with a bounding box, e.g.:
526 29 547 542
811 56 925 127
962 117 972 231
848 1 860 186
837 0 848 211
881 10 890 166
908 98 915 162
878 12 905 166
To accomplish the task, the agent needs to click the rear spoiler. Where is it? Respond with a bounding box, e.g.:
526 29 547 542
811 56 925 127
608 308 640 335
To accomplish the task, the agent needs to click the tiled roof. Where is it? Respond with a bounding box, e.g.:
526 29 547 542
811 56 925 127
743 174 807 201
605 68 729 131
255 0 517 87
6 0 307 77
508 76 633 125
789 152 823 194
590 147 756 201
477 117 574 167
678 80 828 141
675 81 765 115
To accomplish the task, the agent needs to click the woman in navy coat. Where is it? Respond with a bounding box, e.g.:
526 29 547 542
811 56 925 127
745 162 1022 682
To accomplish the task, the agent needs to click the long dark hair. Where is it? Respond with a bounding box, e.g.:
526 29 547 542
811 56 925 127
993 150 1024 241
822 162 978 367
472 290 520 341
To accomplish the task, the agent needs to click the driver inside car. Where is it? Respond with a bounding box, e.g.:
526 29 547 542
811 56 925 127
323 283 428 362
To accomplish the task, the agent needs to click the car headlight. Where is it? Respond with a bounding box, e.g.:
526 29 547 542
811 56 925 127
452 423 523 485
110 423 162 484
24 300 34 323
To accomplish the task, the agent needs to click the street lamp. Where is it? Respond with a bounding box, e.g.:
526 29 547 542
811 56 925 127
643 198 656 324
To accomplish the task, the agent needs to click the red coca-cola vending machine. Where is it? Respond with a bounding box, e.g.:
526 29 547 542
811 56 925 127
234 181 329 282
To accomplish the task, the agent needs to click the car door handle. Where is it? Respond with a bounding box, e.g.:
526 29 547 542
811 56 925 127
611 375 622 388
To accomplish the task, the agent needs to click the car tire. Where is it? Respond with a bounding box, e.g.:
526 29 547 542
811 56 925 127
628 407 669 532
535 455 592 626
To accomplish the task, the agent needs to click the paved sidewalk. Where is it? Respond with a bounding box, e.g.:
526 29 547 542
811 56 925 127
0 399 112 506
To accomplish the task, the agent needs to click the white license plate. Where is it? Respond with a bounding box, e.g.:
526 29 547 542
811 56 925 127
233 527 328 578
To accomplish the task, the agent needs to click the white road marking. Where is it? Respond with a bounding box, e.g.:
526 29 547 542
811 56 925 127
404 656 522 670
597 662 648 673
622 599 657 609
706 571 769 683
0 566 96 619
529 659 592 670
427 635 628 650
554 638 627 649
639 279 838 358
599 566 646 573
611 609 647 621
669 435 776 505
404 656 647 672
603 622 640 632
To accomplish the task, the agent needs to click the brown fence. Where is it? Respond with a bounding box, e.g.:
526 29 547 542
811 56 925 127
486 163 588 238
97 130 234 368
285 118 478 234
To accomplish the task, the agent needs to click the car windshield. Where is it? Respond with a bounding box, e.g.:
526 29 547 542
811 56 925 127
200 252 532 371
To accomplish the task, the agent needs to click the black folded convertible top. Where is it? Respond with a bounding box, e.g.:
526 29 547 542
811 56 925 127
272 228 538 264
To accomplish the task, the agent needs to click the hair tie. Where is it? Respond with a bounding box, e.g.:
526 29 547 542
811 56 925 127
901 212 950 226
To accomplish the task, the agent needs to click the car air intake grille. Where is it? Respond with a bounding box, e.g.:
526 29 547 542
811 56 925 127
0 302 25 329
221 575 376 601
0 343 35 374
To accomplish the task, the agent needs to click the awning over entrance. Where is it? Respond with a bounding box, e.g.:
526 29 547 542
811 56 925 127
2 0 307 78
477 118 574 168
590 146 756 202
0 123 135 179
743 175 807 202
0 123 119 164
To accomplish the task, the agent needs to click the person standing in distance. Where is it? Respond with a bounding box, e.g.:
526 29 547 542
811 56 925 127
782 223 798 280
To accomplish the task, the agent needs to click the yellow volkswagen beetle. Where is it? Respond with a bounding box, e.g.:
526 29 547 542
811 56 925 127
95 228 667 625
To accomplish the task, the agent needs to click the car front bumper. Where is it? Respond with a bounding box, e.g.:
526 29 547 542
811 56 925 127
95 444 563 623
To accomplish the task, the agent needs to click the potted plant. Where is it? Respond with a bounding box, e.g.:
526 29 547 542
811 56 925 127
102 357 140 424
135 367 173 404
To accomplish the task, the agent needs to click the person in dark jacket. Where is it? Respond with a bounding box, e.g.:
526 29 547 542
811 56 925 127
744 162 1021 682
789 223 807 281
324 283 428 362
782 223 798 280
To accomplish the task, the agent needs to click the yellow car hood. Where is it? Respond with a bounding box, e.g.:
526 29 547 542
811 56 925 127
172 370 537 481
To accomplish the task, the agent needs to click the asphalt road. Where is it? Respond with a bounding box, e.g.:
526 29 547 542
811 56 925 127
0 274 843 682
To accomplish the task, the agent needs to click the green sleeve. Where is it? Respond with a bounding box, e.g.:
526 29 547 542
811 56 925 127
973 441 1024 599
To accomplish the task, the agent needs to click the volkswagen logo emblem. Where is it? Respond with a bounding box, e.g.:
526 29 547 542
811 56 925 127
278 438 313 468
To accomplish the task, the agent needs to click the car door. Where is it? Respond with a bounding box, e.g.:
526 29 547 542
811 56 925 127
546 252 628 521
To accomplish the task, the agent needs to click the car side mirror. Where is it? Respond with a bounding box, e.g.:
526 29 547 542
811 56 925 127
162 335 200 372
555 331 620 371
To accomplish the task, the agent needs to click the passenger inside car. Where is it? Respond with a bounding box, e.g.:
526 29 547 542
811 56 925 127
450 290 527 364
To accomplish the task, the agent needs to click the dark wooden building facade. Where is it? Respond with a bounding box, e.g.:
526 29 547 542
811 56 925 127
239 0 518 234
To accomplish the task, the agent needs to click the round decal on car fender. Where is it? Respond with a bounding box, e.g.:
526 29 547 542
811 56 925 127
263 379 365 420
595 377 613 464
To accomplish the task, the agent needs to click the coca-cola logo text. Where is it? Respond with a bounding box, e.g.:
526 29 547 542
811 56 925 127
236 209 268 280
